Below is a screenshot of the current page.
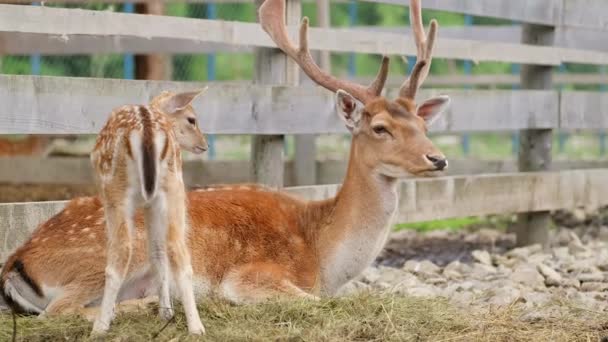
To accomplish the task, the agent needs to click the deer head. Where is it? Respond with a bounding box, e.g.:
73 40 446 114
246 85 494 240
260 0 450 177
150 88 209 154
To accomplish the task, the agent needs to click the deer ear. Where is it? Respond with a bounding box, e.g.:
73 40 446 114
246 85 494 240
162 87 208 114
336 90 363 132
416 95 450 126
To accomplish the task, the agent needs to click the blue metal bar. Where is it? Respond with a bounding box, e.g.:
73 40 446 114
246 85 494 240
347 1 357 77
206 3 217 159
30 2 42 75
123 3 135 80
461 15 473 157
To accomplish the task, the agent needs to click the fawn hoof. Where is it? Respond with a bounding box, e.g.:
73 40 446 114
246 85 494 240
159 307 174 321
189 324 206 335
90 321 110 337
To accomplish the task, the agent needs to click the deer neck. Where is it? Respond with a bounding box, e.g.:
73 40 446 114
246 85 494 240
311 140 399 295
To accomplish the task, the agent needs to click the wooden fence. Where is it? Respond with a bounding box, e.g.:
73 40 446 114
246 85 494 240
1 0 608 259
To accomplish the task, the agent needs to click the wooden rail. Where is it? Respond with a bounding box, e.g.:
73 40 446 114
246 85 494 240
8 0 608 32
1 157 607 187
0 75 567 134
2 5 608 66
1 168 607 260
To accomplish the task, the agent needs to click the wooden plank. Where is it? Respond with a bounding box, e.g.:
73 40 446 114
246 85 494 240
562 0 608 31
2 157 607 187
0 32 252 55
512 23 555 247
0 200 66 260
0 75 561 135
362 25 608 54
357 73 608 87
366 0 562 26
1 5 608 66
7 0 608 32
560 92 608 130
3 26 606 57
385 88 559 133
2 169 607 259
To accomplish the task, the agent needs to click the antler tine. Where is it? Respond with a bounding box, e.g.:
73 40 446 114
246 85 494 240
399 0 438 100
259 0 389 104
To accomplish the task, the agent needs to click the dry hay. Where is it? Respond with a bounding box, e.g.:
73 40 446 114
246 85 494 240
0 293 605 341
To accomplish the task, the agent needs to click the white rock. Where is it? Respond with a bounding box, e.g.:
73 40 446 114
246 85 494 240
581 282 608 292
568 232 589 254
376 267 418 287
577 272 605 283
561 278 581 289
510 264 545 289
360 267 381 283
523 291 552 307
470 263 498 280
402 285 441 298
486 286 522 307
472 250 492 265
506 244 542 259
426 277 447 285
403 260 440 277
552 247 571 261
537 263 563 286
493 255 518 268
598 226 608 242
443 260 471 280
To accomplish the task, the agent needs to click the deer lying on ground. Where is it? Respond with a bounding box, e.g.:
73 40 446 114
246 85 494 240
0 135 77 157
89 89 208 334
0 0 449 317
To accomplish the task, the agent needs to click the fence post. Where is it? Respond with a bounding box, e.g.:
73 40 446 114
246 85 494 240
251 0 300 187
557 63 568 154
461 14 473 157
600 66 607 156
206 2 217 160
135 1 171 80
511 24 555 246
293 1 326 186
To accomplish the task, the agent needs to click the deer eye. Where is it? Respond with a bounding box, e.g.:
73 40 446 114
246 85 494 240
187 117 196 126
372 125 388 135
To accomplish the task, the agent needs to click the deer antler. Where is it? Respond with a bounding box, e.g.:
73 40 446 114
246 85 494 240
259 0 389 104
399 0 438 100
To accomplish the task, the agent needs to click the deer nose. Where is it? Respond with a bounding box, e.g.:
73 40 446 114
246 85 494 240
425 155 447 171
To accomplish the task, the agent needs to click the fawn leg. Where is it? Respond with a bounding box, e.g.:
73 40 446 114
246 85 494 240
92 200 133 334
145 195 174 321
167 201 205 335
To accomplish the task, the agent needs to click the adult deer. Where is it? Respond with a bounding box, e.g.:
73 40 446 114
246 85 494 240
0 135 76 157
0 0 449 316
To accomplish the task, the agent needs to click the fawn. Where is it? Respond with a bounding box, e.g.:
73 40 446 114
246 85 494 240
89 89 208 335
0 0 449 314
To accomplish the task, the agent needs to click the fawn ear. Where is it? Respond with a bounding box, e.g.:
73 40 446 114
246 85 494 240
162 87 208 114
416 95 450 126
336 90 363 132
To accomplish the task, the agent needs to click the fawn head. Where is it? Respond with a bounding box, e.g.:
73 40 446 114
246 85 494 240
150 89 209 154
260 0 449 178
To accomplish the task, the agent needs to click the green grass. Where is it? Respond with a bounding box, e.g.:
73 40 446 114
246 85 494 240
395 217 484 232
1 293 605 341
